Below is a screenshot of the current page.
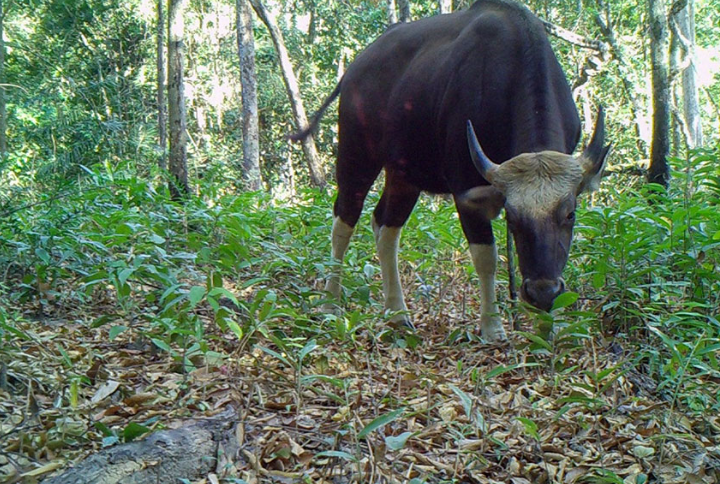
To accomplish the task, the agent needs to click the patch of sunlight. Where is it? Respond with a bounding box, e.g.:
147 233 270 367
696 46 720 88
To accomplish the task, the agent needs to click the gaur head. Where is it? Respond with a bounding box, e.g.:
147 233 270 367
466 109 612 312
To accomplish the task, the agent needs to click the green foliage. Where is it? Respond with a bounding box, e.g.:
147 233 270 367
3 148 720 416
1 2 720 479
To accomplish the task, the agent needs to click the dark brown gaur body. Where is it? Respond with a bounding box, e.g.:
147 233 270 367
293 0 612 341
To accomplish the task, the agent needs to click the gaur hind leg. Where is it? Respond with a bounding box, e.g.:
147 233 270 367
455 205 507 342
323 163 381 309
372 172 420 327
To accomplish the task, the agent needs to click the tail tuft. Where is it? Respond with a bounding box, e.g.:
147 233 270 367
287 82 342 142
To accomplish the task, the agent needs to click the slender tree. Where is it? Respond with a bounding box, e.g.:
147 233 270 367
439 0 452 14
0 0 7 158
676 0 702 147
595 2 649 155
670 6 683 151
157 0 167 171
387 0 398 25
168 0 190 199
237 0 261 190
249 0 325 188
648 0 671 187
398 0 411 22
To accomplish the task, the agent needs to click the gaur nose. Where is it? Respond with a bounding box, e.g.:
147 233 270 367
521 278 565 312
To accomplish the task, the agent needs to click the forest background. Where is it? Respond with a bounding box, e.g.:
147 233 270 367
1 0 720 482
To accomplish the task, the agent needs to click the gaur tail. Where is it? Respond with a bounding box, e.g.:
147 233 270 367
287 82 342 141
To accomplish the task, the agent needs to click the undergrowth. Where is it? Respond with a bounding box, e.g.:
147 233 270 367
1 149 719 425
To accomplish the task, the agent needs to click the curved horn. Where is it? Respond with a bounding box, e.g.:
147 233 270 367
466 120 500 183
581 106 607 169
578 106 613 194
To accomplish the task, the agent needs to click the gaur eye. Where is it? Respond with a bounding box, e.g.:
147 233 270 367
566 211 576 222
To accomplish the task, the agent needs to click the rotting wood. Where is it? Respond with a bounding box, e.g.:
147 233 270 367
42 407 240 484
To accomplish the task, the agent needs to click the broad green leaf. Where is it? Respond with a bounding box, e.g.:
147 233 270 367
83 271 109 286
0 321 32 340
225 318 244 340
259 346 294 368
448 384 473 418
298 339 318 364
210 271 223 288
188 286 206 307
151 338 173 353
109 325 127 340
556 395 605 408
91 314 117 328
385 431 414 451
35 247 50 264
160 284 184 303
485 362 540 380
315 450 358 462
123 422 151 442
647 326 683 362
357 408 405 439
94 421 114 437
516 417 539 440
69 379 79 408
241 277 270 289
517 331 553 352
208 287 242 308
551 291 578 311
117 267 135 287
149 233 166 245
300 374 347 388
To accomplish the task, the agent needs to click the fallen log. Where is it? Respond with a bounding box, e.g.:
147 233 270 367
43 407 240 484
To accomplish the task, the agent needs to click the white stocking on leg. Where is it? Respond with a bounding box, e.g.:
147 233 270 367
372 215 410 325
324 216 354 308
469 243 507 341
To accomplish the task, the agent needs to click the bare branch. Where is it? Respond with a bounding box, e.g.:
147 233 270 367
541 20 608 54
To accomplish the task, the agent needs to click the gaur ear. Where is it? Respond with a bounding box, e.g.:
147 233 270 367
455 186 506 220
578 143 612 195
578 107 612 195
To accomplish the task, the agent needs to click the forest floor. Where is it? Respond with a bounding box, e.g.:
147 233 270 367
3 283 720 484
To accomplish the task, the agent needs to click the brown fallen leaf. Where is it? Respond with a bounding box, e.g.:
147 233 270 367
90 380 121 404
123 392 157 406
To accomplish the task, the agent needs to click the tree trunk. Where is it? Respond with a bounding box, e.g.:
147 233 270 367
237 0 261 190
439 0 452 14
670 7 683 154
677 1 702 148
43 408 240 484
249 0 325 188
157 0 167 171
168 0 190 199
398 0 411 22
648 0 671 187
0 0 7 158
387 0 398 25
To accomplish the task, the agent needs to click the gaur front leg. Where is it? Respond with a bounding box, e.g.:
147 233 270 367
469 242 506 341
455 192 507 342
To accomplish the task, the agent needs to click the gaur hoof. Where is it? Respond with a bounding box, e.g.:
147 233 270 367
321 302 342 316
388 316 415 331
481 317 507 342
